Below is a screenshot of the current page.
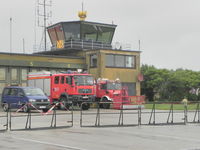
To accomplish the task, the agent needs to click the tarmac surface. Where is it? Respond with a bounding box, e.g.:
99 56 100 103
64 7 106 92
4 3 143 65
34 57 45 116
0 108 200 150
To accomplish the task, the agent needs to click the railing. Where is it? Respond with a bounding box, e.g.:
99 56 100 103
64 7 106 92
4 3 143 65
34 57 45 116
80 101 200 127
6 102 73 131
0 110 9 131
51 39 112 50
1 101 200 131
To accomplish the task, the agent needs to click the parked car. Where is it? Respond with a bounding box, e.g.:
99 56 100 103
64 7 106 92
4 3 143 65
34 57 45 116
1 86 51 112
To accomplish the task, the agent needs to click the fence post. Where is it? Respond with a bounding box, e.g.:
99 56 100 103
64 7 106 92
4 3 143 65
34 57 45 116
9 106 11 131
198 101 200 123
5 109 9 131
71 104 73 127
80 103 83 127
138 105 142 126
184 103 188 125
95 102 100 127
25 111 31 129
51 109 56 128
167 103 174 124
149 102 155 125
193 102 200 123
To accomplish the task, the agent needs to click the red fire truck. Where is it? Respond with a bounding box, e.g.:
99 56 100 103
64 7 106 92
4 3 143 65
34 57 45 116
27 71 95 110
95 79 130 109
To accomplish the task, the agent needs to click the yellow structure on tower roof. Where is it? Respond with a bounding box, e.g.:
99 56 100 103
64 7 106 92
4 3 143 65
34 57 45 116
78 2 87 21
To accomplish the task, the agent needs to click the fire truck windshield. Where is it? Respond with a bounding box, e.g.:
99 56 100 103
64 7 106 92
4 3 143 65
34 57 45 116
107 82 122 90
74 75 94 86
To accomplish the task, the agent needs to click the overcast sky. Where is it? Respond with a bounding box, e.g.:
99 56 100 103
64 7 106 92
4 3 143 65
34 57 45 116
0 0 200 71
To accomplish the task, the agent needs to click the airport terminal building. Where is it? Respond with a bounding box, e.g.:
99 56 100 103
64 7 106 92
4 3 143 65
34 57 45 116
0 19 141 96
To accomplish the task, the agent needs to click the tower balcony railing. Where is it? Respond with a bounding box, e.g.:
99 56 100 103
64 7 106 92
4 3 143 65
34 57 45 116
51 39 112 51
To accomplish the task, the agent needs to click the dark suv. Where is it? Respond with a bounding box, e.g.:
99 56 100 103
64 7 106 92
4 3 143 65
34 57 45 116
1 86 51 112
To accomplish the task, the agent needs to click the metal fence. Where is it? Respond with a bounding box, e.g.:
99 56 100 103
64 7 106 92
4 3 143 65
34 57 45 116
0 101 200 131
0 111 8 132
80 102 143 127
80 101 200 127
7 103 73 131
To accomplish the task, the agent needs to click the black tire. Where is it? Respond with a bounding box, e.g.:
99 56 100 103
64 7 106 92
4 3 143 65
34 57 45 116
60 96 70 110
101 97 111 109
102 103 110 109
2 103 9 112
23 105 30 113
42 109 49 113
81 103 90 110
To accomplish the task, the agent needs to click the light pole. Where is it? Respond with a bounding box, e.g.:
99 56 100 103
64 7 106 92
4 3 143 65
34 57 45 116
10 17 12 53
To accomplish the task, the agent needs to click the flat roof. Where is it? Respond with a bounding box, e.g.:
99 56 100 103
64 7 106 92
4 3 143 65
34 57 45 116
47 20 117 29
0 52 84 59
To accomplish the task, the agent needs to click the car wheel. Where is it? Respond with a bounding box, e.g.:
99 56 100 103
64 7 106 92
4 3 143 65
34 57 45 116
23 105 30 113
2 103 9 112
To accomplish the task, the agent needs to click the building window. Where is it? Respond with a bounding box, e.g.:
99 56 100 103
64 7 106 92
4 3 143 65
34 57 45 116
106 54 136 68
21 69 28 81
106 54 114 67
0 68 6 80
125 56 135 68
11 68 18 81
90 54 97 67
115 55 125 67
21 82 27 87
0 83 6 94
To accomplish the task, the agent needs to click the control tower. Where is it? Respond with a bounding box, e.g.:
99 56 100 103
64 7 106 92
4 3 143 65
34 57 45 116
47 16 117 51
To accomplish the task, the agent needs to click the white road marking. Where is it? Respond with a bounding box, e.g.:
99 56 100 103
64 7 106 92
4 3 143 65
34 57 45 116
12 136 87 150
132 131 200 143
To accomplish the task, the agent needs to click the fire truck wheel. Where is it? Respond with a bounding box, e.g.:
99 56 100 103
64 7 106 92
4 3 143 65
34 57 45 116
102 103 110 109
101 97 110 109
81 103 90 110
59 96 69 110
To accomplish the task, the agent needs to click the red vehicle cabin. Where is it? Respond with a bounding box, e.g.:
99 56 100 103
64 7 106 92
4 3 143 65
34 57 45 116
28 71 95 110
95 79 129 109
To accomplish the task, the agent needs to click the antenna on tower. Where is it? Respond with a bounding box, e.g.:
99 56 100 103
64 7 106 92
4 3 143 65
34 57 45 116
78 2 87 21
82 1 84 11
37 0 52 51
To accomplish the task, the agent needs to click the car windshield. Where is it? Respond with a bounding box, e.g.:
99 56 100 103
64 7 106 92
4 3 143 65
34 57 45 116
107 82 122 90
74 75 94 86
23 88 45 96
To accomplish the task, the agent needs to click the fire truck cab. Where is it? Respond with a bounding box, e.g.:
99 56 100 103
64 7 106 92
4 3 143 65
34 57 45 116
95 78 128 109
28 71 95 110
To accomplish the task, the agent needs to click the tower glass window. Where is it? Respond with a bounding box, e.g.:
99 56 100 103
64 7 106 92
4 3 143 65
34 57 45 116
63 23 80 41
81 24 115 43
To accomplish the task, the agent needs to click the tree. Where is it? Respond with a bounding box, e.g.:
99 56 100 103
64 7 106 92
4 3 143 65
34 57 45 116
141 65 200 101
